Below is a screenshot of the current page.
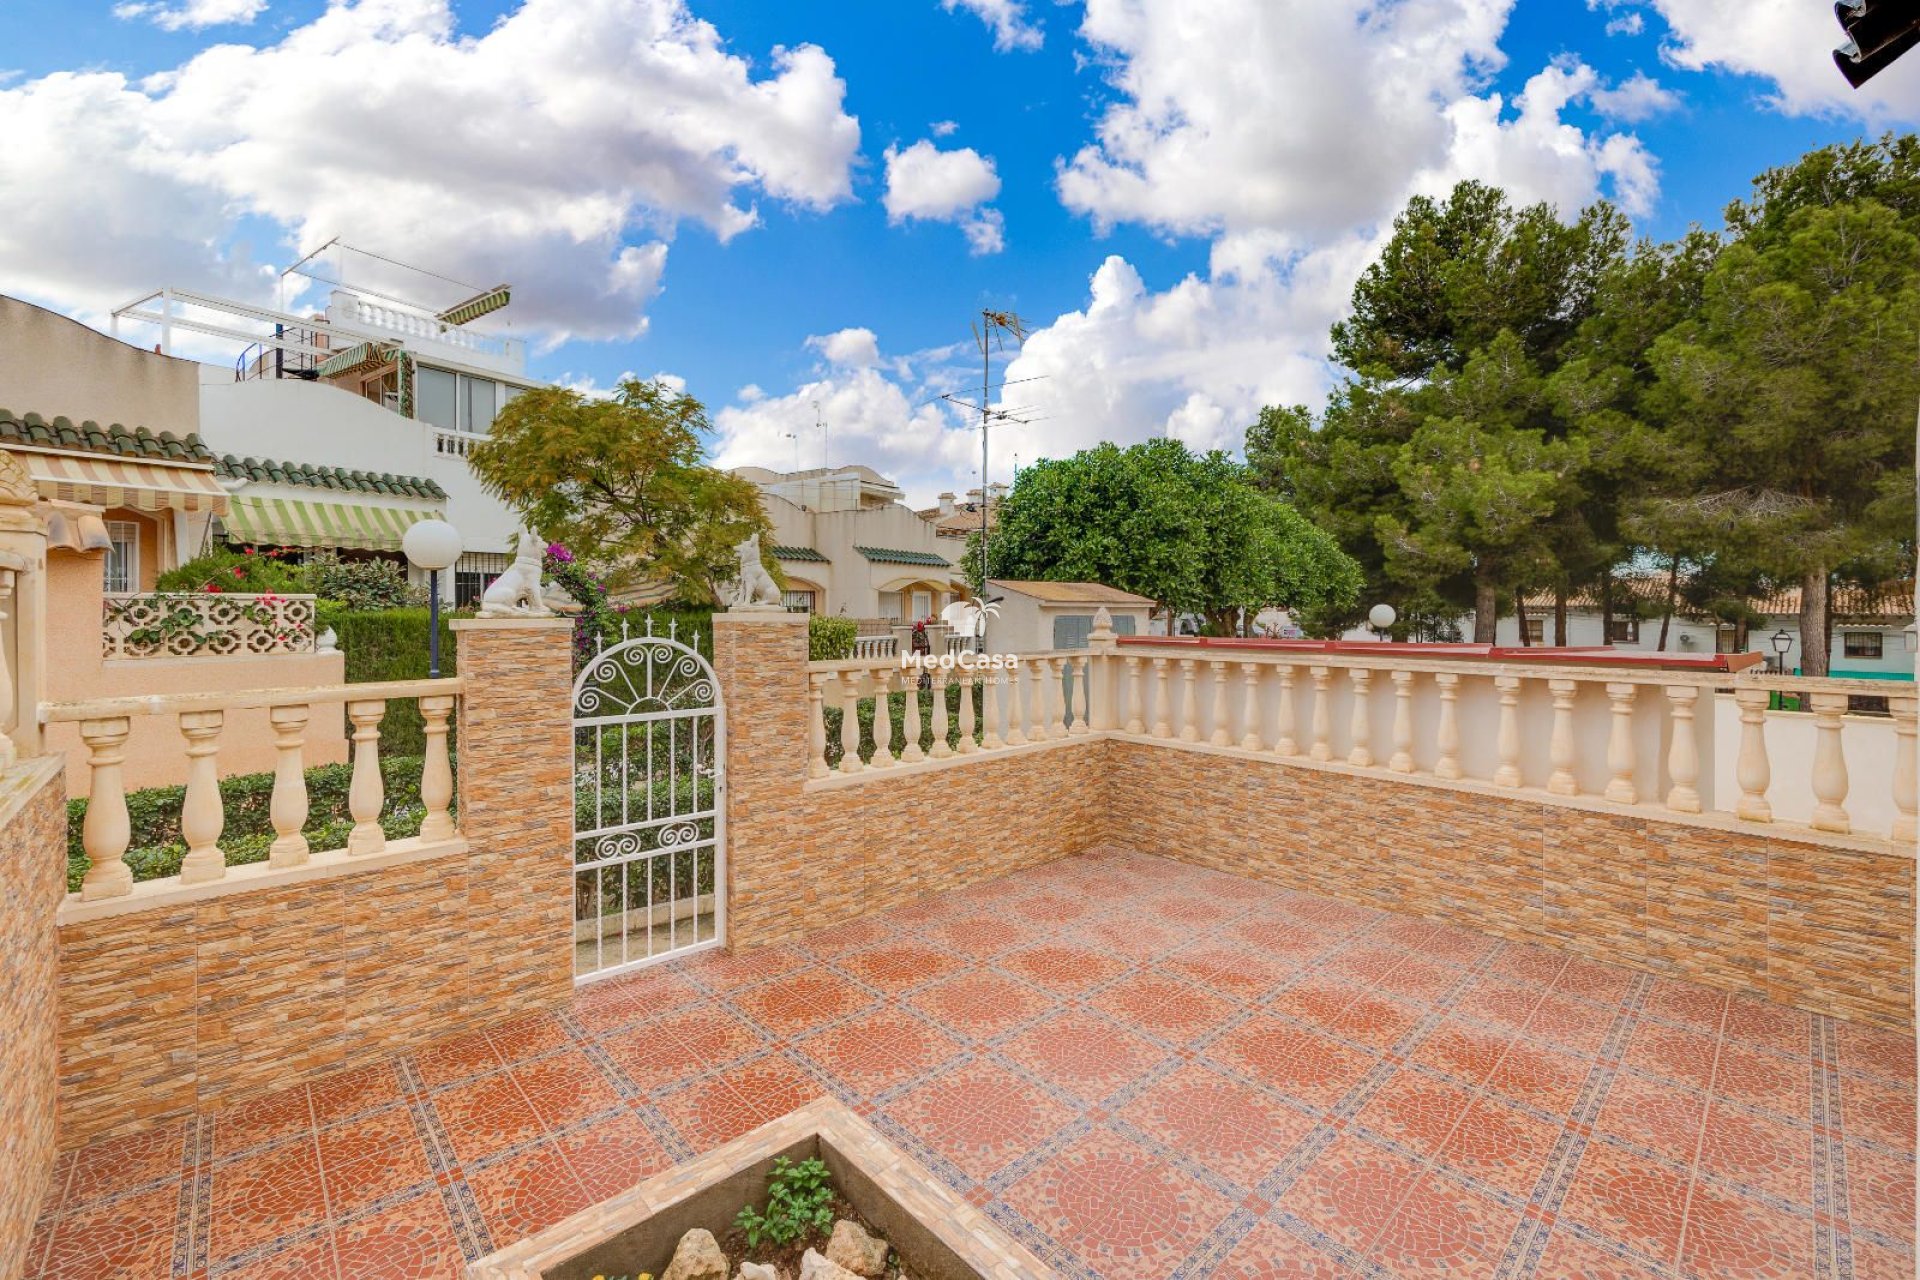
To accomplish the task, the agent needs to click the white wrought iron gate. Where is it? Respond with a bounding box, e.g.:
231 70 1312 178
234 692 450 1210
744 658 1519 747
572 623 725 981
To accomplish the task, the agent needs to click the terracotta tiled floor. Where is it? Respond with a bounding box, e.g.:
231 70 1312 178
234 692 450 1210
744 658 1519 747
28 849 1917 1279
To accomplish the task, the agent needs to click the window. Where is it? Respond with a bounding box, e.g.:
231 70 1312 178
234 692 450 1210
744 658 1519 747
103 520 138 594
1844 632 1884 660
781 590 815 612
452 552 509 607
415 367 500 433
1715 629 1740 654
1608 616 1639 644
910 590 932 620
1521 617 1545 645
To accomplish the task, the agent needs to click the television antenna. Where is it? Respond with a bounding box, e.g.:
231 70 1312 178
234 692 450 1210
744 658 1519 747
939 309 1034 588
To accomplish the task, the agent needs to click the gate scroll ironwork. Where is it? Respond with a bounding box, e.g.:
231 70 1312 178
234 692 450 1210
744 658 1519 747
572 620 724 980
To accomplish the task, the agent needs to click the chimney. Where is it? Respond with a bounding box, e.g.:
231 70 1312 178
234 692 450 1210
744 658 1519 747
937 492 956 515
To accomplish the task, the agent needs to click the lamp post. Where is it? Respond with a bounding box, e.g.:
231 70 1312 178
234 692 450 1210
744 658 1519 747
402 520 462 678
1368 603 1397 642
1770 628 1794 675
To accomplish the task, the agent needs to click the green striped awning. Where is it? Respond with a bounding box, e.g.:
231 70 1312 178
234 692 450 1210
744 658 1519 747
222 494 441 552
314 342 401 380
437 286 511 327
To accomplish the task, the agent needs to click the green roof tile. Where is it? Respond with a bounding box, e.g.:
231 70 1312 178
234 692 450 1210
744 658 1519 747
216 454 447 501
854 545 953 568
772 544 829 563
0 409 215 464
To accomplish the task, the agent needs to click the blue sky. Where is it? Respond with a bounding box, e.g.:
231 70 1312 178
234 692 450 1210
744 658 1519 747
0 0 1913 504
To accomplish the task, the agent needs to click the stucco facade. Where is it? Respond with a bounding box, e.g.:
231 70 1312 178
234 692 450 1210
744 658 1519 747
759 489 962 620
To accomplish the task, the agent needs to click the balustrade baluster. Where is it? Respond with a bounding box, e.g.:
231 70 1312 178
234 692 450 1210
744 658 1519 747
1891 695 1916 842
175 710 227 883
1664 685 1702 814
268 703 311 866
1731 687 1770 821
1239 663 1263 750
0 569 15 768
930 669 954 757
419 694 456 841
1178 659 1200 743
79 716 133 900
345 699 387 854
1045 658 1068 739
1308 666 1333 761
1347 668 1373 767
1209 660 1231 747
903 669 928 759
1493 676 1522 787
1547 678 1579 796
1123 656 1145 735
981 667 1004 750
870 672 897 768
1604 683 1638 805
1433 673 1461 779
957 667 979 752
1068 657 1089 735
1389 670 1414 773
1273 664 1298 756
808 673 831 778
1807 691 1849 832
1151 658 1171 739
838 671 864 774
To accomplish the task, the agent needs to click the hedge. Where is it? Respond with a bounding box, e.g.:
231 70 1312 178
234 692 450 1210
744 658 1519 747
808 614 857 661
319 606 460 755
66 753 450 893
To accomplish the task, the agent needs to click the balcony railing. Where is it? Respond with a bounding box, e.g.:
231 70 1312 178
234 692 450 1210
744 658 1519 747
344 299 516 360
102 593 317 660
46 678 462 902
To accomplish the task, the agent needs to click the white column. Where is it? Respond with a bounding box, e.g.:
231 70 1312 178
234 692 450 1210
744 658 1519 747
1273 664 1298 756
808 672 832 778
1027 659 1051 741
1663 685 1702 814
903 667 928 759
1309 666 1333 761
1178 659 1200 742
870 671 897 768
1346 668 1373 767
982 666 1004 750
177 710 227 884
1890 694 1916 842
1239 663 1263 750
1493 676 1522 787
838 670 864 774
1209 660 1231 747
1604 683 1639 805
1068 656 1090 734
1434 673 1461 780
957 666 979 751
1123 656 1145 735
346 699 387 855
1151 658 1172 739
1807 691 1850 833
1731 687 1771 822
268 702 311 866
931 668 955 756
1389 670 1415 773
1547 678 1579 796
78 716 134 900
419 694 456 842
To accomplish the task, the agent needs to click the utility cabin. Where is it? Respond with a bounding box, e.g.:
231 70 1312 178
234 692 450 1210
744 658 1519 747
982 579 1155 652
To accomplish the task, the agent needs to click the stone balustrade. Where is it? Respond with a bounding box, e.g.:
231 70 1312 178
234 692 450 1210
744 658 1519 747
101 592 318 660
42 677 463 902
803 633 1915 848
850 635 897 661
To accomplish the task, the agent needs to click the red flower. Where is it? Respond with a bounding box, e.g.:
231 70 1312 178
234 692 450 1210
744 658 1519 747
243 547 255 556
231 566 245 577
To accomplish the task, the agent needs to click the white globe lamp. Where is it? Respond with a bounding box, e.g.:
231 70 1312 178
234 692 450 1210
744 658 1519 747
1368 602 1397 640
402 519 463 676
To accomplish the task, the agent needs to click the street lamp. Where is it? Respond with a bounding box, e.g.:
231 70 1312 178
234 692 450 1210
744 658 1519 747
1770 628 1794 674
1368 603 1397 641
402 519 462 678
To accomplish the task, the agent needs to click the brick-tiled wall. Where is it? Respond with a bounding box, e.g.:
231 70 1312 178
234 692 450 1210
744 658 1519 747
1106 741 1915 1029
52 618 578 1150
0 759 67 1279
714 615 1110 948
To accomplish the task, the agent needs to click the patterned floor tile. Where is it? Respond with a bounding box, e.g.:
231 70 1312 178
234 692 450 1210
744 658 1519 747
206 1137 330 1267
885 1058 1079 1181
1277 1134 1424 1255
309 1061 406 1126
1835 1021 1917 1086
1000 1131 1237 1280
318 1105 434 1218
1354 1071 1478 1161
35 1184 179 1279
485 1012 572 1064
727 969 869 1035
998 1010 1168 1103
1117 1063 1315 1187
1367 1170 1523 1280
510 1047 624 1129
1440 1097 1565 1198
1557 1141 1691 1264
554 1111 672 1201
1843 1140 1917 1244
1840 1073 1918 1151
1532 1227 1671 1277
1213 1218 1365 1278
996 942 1129 993
1485 1039 1593 1116
571 966 704 1034
464 1141 593 1243
653 1072 767 1154
1696 1102 1813 1205
1594 1071 1708 1163
1213 1016 1376 1109
429 1071 547 1165
794 1006 965 1095
833 940 966 992
906 969 1055 1039
599 1005 763 1092
209 1085 315 1157
1088 971 1238 1043
411 1027 506 1089
1161 942 1294 1002
62 1119 188 1207
1677 1180 1814 1279
330 1189 467 1280
1711 1043 1808 1121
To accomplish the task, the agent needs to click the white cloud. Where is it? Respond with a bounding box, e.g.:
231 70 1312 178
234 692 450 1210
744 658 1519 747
1608 12 1644 37
1588 69 1679 121
115 0 267 30
1649 0 1920 122
0 0 862 344
810 327 882 368
930 119 959 137
882 139 1007 254
940 0 1043 52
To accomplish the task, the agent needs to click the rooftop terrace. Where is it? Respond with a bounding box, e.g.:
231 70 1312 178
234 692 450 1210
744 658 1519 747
27 848 1915 1280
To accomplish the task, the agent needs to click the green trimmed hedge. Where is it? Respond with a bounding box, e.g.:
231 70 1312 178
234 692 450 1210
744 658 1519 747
319 606 459 755
808 615 857 661
66 753 451 893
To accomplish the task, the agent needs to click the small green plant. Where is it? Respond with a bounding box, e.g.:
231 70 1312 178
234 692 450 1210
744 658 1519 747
733 1156 834 1250
807 614 857 661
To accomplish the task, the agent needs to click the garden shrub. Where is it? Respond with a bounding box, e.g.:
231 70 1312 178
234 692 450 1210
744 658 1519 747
155 547 306 595
807 614 857 661
301 551 424 611
322 607 460 755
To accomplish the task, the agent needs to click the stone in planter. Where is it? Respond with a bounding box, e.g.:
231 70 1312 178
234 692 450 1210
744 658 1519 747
825 1220 889 1277
736 1264 785 1280
663 1228 729 1280
797 1249 863 1280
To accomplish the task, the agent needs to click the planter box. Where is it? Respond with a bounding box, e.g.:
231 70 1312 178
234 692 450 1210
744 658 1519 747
466 1098 1056 1280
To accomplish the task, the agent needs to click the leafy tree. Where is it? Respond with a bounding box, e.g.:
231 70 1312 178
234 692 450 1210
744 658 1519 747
469 378 770 602
985 438 1361 633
